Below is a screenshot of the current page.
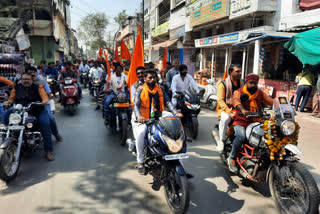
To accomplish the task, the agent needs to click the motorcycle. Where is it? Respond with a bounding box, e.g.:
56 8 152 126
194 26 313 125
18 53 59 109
0 102 43 182
60 77 79 114
176 89 201 139
80 72 90 88
104 91 130 145
212 95 320 214
127 116 190 214
46 75 59 96
89 76 102 100
199 79 218 111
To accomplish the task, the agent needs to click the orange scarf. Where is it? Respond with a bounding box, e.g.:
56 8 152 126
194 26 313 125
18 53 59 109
243 85 259 112
140 83 165 119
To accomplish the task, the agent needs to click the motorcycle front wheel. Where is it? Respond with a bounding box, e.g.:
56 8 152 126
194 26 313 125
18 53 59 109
164 167 190 214
190 116 198 139
0 143 20 182
120 119 128 146
269 161 320 214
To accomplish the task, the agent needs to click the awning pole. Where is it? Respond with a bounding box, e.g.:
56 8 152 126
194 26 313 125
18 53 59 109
253 40 260 75
200 48 203 71
225 48 228 73
242 47 246 79
211 49 214 79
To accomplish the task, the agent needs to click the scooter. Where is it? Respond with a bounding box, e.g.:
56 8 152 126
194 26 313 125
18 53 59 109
60 77 79 114
199 79 218 111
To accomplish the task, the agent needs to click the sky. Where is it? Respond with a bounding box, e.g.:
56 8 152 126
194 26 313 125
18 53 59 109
70 0 142 47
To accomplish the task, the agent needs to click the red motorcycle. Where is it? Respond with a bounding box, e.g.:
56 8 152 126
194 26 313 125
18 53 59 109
60 77 79 114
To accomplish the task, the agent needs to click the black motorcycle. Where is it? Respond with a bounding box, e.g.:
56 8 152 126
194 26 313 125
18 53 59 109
80 72 90 88
89 77 103 100
46 75 59 96
176 89 202 139
104 91 131 145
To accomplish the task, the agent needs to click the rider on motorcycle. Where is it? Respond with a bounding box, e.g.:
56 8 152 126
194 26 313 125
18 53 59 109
27 66 63 142
44 62 59 79
103 63 128 122
79 60 90 74
89 61 104 81
133 69 183 175
171 64 201 107
216 64 244 152
228 74 273 172
58 61 82 99
2 73 55 161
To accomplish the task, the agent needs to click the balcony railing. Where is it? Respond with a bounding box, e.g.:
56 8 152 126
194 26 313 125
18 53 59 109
159 11 170 25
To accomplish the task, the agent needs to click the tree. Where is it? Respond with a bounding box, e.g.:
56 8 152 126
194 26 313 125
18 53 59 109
114 10 128 31
77 12 109 51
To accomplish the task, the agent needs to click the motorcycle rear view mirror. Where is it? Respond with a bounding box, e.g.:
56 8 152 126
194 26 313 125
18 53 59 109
240 93 249 103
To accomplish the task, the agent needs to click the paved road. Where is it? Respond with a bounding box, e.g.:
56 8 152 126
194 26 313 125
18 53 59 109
0 89 319 214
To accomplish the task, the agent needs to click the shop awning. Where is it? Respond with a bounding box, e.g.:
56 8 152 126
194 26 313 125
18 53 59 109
150 38 179 50
233 32 295 48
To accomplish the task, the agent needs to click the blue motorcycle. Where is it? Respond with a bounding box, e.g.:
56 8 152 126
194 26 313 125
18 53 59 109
127 116 190 214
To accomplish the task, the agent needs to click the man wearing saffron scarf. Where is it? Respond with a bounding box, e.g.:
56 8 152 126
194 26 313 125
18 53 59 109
133 69 183 175
228 74 274 172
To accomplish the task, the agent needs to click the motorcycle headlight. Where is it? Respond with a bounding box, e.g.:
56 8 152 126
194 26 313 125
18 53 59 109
47 79 52 83
162 134 183 153
65 79 72 84
9 113 21 125
117 93 128 103
280 120 296 136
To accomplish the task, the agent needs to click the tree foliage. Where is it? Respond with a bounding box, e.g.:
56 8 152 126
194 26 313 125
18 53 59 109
114 10 128 31
77 12 109 51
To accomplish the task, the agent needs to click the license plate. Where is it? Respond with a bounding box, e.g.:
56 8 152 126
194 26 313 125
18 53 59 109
64 86 75 89
8 126 24 130
164 153 189 161
114 103 129 107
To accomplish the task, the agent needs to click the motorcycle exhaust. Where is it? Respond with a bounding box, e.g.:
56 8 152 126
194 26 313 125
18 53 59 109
211 130 220 145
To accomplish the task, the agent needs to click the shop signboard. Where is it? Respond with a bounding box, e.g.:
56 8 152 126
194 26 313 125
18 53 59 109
230 0 277 19
190 0 228 27
152 21 169 37
195 32 239 47
170 26 185 39
186 0 214 15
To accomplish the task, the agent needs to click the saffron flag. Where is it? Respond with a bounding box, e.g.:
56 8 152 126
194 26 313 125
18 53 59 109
126 24 144 88
114 44 121 63
162 44 168 73
120 40 132 60
104 50 111 82
98 46 103 61
223 66 228 80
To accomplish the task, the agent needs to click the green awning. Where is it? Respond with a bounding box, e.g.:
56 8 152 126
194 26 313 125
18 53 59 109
284 27 320 65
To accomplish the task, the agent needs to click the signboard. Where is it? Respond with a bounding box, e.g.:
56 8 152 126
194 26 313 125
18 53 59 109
186 0 214 15
195 32 239 47
170 26 185 39
153 21 169 37
230 0 277 19
190 0 228 27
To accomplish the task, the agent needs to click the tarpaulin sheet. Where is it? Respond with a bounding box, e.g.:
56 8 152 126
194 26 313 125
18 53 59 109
284 27 320 65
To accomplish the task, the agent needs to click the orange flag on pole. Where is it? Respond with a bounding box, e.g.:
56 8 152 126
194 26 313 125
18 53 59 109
120 40 132 60
162 44 168 73
223 65 228 80
126 24 144 88
104 50 111 82
114 44 121 63
98 46 103 61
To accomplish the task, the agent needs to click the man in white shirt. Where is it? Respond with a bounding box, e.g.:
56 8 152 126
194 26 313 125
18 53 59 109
103 63 128 122
130 66 145 102
89 61 104 80
79 60 90 74
171 64 200 107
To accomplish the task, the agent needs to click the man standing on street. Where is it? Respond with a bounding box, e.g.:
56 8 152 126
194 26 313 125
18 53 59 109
312 69 320 117
166 60 180 87
295 64 315 112
216 64 244 151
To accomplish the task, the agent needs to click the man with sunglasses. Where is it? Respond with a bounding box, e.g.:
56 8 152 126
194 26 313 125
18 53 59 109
228 74 273 172
130 66 145 102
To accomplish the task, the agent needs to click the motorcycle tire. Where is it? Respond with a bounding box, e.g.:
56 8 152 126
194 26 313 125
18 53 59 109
84 82 87 89
120 119 128 146
208 99 217 111
268 161 320 214
164 168 190 214
190 116 198 139
0 143 20 182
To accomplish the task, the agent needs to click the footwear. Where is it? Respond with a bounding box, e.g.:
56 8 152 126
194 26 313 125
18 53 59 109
137 163 146 175
45 152 55 161
216 141 224 152
227 158 237 173
54 134 63 142
186 173 194 179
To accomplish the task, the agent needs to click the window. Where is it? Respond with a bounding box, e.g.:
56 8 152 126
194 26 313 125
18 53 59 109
234 21 244 31
158 0 170 25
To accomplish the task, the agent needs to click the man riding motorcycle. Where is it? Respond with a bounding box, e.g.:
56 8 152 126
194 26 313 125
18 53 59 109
89 61 104 81
44 62 59 78
2 73 55 161
228 74 273 172
58 61 82 99
216 64 244 152
171 64 201 107
133 69 183 175
27 66 62 142
103 63 128 122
